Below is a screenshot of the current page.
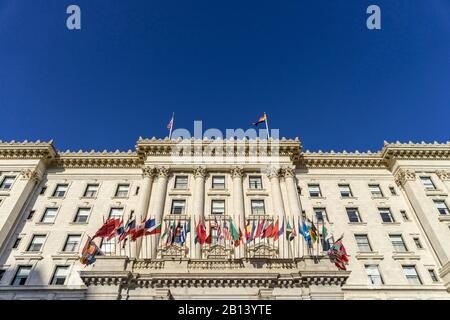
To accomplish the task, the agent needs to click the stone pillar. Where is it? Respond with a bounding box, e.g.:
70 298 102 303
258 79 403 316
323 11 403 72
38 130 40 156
231 166 245 258
282 166 303 259
395 168 450 284
191 166 207 259
150 166 170 259
133 166 156 259
265 166 287 259
436 170 450 194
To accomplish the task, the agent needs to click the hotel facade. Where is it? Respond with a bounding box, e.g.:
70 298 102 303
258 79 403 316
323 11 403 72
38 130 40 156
0 137 450 300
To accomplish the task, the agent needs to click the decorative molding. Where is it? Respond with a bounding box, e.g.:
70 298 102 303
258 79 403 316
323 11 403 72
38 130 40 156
0 140 56 161
19 168 43 182
394 169 416 187
282 166 296 178
230 166 244 179
264 166 281 179
142 166 156 178
436 170 450 181
156 166 170 178
193 166 207 179
53 151 141 168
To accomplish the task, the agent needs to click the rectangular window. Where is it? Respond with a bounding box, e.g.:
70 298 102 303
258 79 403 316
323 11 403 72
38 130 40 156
27 210 35 220
63 235 81 252
171 200 186 215
428 269 439 283
50 266 69 285
413 238 423 249
174 176 188 189
434 200 449 215
339 184 353 198
135 186 140 195
0 176 16 190
109 208 124 219
100 239 115 254
400 210 409 221
314 208 328 223
390 235 408 252
346 208 361 223
0 270 5 281
40 186 47 195
212 176 226 189
27 235 46 252
115 184 130 197
308 184 322 197
11 266 31 286
389 186 397 196
53 184 68 198
420 176 436 190
355 234 372 252
74 208 90 223
403 265 422 285
365 265 383 285
251 200 265 215
249 176 263 190
379 208 395 223
13 237 21 249
41 208 58 223
84 184 99 198
211 200 225 215
369 184 383 197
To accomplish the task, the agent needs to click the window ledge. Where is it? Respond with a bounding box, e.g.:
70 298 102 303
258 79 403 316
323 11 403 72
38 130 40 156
79 196 97 200
371 196 388 200
392 252 421 260
35 222 55 226
51 253 79 260
425 190 447 197
308 196 327 200
347 222 367 226
69 222 89 226
381 222 401 226
14 254 43 261
438 216 450 222
207 191 231 196
0 191 10 196
355 252 384 260
47 196 66 200
340 196 358 200
168 190 192 196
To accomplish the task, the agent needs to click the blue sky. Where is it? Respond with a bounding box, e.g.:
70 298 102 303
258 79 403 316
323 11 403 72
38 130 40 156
0 0 449 152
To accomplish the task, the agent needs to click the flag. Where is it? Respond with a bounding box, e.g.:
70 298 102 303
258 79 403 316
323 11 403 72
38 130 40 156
256 219 265 238
167 115 174 131
262 221 273 239
196 220 207 245
230 220 240 242
300 222 311 242
248 220 256 243
160 220 169 241
94 218 121 239
271 218 279 240
235 228 243 247
245 221 252 241
79 236 103 266
309 220 318 242
252 114 267 126
175 221 184 244
322 225 330 251
276 218 284 241
327 240 349 271
286 220 296 241
118 219 136 241
222 221 232 241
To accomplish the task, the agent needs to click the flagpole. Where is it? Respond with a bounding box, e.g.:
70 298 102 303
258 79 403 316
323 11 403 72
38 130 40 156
169 112 175 140
264 112 270 139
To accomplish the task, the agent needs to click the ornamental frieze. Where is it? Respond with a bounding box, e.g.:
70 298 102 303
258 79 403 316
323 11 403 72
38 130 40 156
394 169 416 187
436 170 450 181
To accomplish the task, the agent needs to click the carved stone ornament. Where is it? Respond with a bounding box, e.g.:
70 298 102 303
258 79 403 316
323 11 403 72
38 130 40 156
249 244 278 259
205 245 233 259
264 166 281 179
19 168 43 182
159 244 188 258
156 166 170 178
436 170 450 181
230 166 244 179
142 166 156 178
282 166 296 178
394 169 416 187
193 166 207 179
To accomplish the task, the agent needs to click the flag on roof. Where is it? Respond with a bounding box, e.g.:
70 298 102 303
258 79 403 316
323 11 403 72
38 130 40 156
252 113 267 126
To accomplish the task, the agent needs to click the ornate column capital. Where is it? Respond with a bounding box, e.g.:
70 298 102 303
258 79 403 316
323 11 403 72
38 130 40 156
436 170 450 181
156 166 170 178
282 166 296 178
193 166 207 179
142 166 156 178
264 166 281 179
394 169 416 187
230 166 244 179
20 168 43 183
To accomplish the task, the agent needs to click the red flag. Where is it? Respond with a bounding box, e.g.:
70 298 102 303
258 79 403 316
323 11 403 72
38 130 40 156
255 219 265 238
234 228 243 247
272 218 280 241
196 221 207 245
262 222 273 239
94 219 121 239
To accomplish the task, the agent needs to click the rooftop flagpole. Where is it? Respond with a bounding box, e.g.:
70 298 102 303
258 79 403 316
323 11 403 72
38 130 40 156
264 112 270 139
168 112 175 140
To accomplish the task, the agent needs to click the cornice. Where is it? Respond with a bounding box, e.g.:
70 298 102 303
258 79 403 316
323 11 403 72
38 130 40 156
0 140 56 161
381 141 450 161
299 151 386 169
52 150 142 168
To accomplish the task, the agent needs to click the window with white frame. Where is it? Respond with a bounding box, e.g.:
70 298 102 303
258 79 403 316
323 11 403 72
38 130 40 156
338 184 353 198
314 208 328 223
355 234 372 252
109 207 124 219
74 208 90 223
63 235 81 252
50 266 69 285
400 210 409 221
428 269 439 283
308 184 322 197
171 200 186 214
211 200 225 215
379 208 395 223
251 200 265 215
27 235 46 252
346 207 362 223
413 237 423 249
390 234 408 252
434 200 449 215
369 184 383 197
420 176 436 190
0 176 16 190
52 184 68 197
115 184 130 197
403 265 422 285
84 184 99 198
365 265 383 285
174 176 188 189
41 208 58 223
249 176 263 189
212 176 226 189
11 266 31 286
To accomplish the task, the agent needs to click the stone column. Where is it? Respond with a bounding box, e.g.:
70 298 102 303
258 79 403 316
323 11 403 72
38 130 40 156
395 168 450 281
436 170 450 194
150 166 170 259
231 166 245 258
265 166 287 259
282 166 303 259
133 166 156 259
191 166 207 259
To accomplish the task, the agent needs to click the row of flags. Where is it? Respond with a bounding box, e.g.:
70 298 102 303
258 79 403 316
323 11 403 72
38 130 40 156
80 215 348 270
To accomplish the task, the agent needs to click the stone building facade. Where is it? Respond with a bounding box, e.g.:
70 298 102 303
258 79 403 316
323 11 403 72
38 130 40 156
0 137 449 300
